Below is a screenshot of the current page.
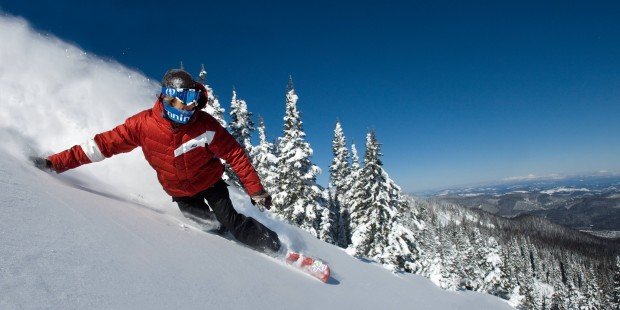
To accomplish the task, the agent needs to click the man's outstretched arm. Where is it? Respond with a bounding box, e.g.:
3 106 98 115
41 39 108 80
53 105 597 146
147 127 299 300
42 117 141 173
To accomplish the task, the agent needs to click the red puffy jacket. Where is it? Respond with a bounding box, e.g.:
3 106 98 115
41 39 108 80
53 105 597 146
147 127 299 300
47 100 264 198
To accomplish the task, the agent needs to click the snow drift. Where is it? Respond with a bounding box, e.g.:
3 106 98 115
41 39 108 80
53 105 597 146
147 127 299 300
0 149 513 309
0 13 512 309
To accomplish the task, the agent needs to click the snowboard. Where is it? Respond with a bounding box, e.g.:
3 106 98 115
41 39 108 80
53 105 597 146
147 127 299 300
180 217 331 283
285 252 331 283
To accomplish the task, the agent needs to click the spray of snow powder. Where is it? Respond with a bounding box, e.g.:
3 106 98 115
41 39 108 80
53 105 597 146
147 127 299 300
0 13 305 252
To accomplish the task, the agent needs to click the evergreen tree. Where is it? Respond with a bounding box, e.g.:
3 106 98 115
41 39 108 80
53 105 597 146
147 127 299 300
504 237 526 306
329 121 351 247
208 92 227 127
197 65 226 127
249 117 278 194
455 225 476 290
517 238 537 310
319 193 337 244
382 217 421 273
613 255 620 309
478 235 507 296
272 77 326 237
413 203 436 278
197 65 238 185
347 131 419 272
222 89 256 188
549 258 567 310
438 226 460 290
338 143 364 248
337 199 352 248
198 64 207 84
551 282 569 310
348 142 366 232
350 143 361 178
349 131 389 259
229 89 255 153
582 265 602 310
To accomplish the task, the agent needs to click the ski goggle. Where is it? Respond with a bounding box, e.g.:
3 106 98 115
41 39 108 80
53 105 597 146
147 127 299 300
161 87 201 106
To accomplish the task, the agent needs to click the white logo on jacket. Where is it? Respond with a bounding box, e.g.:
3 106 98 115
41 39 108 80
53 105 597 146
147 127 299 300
174 130 215 157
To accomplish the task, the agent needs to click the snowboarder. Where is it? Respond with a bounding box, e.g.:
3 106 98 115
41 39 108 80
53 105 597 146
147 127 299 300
31 68 281 254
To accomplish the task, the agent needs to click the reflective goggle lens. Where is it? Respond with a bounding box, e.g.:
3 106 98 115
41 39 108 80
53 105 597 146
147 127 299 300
161 87 200 105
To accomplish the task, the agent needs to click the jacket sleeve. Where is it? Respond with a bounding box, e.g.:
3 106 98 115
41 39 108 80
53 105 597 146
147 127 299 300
206 116 264 196
47 115 142 173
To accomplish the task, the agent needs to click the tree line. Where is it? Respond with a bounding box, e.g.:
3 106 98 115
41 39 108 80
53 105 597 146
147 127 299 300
197 67 620 310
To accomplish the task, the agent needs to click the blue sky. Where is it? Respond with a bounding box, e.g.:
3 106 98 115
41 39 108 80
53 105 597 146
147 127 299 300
2 0 619 192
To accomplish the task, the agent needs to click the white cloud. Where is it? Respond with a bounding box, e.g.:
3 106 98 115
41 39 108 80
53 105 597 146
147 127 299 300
502 173 564 182
0 14 169 207
503 173 538 181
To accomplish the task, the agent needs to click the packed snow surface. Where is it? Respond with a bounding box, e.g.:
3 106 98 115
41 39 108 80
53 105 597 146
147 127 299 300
0 151 513 309
0 13 512 309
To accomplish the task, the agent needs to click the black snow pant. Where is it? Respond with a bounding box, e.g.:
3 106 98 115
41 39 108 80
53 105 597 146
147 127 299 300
173 179 281 253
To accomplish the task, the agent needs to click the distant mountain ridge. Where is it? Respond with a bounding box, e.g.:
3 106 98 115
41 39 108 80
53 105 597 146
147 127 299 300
426 173 620 232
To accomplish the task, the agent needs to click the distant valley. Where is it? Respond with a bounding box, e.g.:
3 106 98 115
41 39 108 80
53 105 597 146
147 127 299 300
425 173 620 235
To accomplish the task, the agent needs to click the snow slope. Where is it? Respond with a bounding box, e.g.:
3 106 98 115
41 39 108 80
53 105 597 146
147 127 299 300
0 150 513 309
0 13 511 309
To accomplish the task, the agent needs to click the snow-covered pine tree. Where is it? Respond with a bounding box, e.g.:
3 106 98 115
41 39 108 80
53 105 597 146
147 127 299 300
453 225 474 289
208 93 227 127
336 201 352 248
319 193 337 244
196 65 240 185
438 226 460 290
480 235 509 299
199 64 207 83
382 178 422 273
459 226 481 291
501 237 527 305
382 216 422 273
582 264 603 310
229 88 255 154
329 121 351 247
348 142 366 232
272 77 326 237
516 238 537 310
412 202 436 278
249 117 278 195
222 88 257 188
336 142 361 248
197 65 226 127
612 255 620 309
350 143 361 180
551 282 569 310
548 256 567 310
347 131 419 272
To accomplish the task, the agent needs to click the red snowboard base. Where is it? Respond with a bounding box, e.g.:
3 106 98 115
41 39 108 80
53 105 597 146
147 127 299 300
285 252 331 283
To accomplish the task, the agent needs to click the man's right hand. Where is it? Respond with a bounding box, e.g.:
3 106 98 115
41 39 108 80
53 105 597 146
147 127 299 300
30 156 53 172
251 190 272 212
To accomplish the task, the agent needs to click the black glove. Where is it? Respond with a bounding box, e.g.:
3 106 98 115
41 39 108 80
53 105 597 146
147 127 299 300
251 190 272 212
30 156 53 171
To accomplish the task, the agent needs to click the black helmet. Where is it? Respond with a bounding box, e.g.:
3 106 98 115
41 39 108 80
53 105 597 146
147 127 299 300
160 69 208 110
162 69 195 89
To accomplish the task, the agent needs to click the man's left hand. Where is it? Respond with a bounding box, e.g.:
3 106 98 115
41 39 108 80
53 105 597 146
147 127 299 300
30 156 53 172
